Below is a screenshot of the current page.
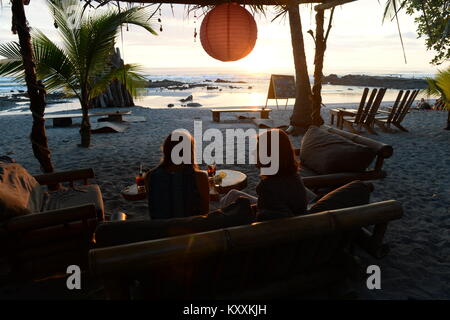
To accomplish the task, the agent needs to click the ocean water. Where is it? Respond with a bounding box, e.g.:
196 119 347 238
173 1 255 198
0 70 430 115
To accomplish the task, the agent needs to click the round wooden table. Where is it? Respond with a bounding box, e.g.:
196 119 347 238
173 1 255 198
214 169 247 194
121 169 247 201
121 184 146 201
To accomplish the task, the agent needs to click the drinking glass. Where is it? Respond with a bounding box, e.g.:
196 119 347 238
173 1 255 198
207 163 216 178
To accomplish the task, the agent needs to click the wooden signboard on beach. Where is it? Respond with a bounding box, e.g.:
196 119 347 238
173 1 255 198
265 75 296 109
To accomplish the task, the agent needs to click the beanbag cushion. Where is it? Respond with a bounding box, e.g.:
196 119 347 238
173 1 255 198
0 162 44 222
300 126 376 174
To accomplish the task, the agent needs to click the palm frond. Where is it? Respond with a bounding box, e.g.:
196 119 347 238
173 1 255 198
381 0 407 23
0 59 24 80
31 29 79 95
0 41 22 59
0 41 25 81
435 69 450 109
424 68 450 110
381 0 408 63
424 77 441 97
89 63 146 99
48 0 84 68
80 6 157 84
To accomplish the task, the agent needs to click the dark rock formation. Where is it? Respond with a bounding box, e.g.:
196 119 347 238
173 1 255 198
214 78 247 84
186 102 202 107
147 79 184 88
90 48 135 108
180 95 193 102
322 74 427 89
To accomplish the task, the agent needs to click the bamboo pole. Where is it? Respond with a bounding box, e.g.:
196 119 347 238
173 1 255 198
11 0 54 173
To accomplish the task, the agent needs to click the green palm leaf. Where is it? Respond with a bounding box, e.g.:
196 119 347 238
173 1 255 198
81 6 157 84
31 30 79 96
89 63 147 99
424 68 450 110
0 42 25 81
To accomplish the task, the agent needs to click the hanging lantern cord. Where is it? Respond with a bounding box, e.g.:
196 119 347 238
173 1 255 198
159 7 163 32
194 11 198 42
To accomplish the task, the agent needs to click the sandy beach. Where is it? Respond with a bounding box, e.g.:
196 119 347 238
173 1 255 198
0 101 449 299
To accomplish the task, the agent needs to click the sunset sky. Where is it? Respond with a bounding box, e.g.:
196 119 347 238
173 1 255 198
0 0 447 76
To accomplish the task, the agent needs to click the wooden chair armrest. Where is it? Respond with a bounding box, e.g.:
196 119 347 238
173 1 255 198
5 204 97 232
34 168 95 186
302 173 363 189
321 125 394 158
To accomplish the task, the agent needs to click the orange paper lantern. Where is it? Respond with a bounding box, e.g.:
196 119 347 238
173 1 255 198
200 3 257 62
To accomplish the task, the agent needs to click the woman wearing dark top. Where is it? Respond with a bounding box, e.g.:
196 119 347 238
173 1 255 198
145 131 209 219
220 129 308 220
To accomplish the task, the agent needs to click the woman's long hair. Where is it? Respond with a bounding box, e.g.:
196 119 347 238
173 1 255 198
256 129 298 177
160 130 199 170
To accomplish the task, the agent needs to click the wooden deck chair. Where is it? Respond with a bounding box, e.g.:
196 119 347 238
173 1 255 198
394 89 419 131
375 89 419 132
342 88 387 134
329 88 369 128
374 90 407 132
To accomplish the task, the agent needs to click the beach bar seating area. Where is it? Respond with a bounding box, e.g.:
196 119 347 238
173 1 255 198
1 0 449 305
0 123 401 298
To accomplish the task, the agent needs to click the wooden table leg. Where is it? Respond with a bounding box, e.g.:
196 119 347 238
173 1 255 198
261 110 270 119
337 112 344 129
212 112 220 122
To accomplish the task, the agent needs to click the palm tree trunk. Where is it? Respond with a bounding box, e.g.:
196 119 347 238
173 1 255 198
287 2 313 133
311 9 326 127
11 0 54 173
80 91 91 147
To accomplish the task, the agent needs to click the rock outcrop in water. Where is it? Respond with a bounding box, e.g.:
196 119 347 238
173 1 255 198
323 74 427 89
90 48 135 108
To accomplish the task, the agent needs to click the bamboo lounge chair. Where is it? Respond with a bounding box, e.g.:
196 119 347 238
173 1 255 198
0 162 104 281
340 88 387 134
89 199 403 299
374 89 420 132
